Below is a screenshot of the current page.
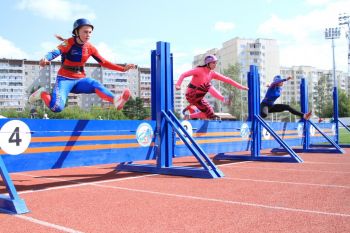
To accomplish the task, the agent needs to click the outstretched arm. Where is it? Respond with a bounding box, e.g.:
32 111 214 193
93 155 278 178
175 69 197 90
269 76 291 87
91 46 136 72
208 86 225 102
40 47 64 67
212 72 248 90
39 38 70 67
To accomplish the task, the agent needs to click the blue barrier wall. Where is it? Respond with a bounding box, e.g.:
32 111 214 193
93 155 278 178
175 120 335 156
0 119 156 173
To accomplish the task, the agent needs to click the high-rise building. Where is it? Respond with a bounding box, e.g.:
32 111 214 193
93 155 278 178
280 66 347 118
138 68 151 107
193 37 280 88
177 37 280 117
0 58 151 112
0 59 26 111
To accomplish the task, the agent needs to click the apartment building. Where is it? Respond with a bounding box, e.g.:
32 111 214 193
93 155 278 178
0 59 26 111
174 79 190 114
193 37 279 87
0 58 151 111
280 66 348 115
138 68 151 107
175 37 280 116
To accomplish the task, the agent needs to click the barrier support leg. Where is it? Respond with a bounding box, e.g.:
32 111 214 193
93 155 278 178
215 65 303 163
0 157 29 214
280 78 345 153
117 41 224 178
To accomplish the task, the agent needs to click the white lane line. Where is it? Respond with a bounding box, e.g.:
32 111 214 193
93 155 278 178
224 166 350 174
304 161 350 165
223 177 350 189
15 215 84 233
16 173 158 195
91 183 350 218
14 161 250 195
17 169 350 218
216 161 253 167
7 160 350 223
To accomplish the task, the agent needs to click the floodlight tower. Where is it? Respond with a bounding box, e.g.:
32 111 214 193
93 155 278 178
324 27 341 143
339 13 350 79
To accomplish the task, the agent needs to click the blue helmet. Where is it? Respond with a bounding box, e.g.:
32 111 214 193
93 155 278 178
204 55 218 65
72 18 94 35
273 75 283 82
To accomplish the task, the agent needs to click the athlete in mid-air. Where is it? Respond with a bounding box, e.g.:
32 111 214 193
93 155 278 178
29 18 136 112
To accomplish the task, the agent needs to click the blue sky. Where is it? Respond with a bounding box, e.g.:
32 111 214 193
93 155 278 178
0 0 349 78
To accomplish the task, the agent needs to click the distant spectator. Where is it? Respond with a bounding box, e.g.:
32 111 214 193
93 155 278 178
30 108 38 119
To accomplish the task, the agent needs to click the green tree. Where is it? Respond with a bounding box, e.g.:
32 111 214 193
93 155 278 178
315 74 330 117
338 90 350 117
123 97 150 119
221 63 245 120
286 97 300 122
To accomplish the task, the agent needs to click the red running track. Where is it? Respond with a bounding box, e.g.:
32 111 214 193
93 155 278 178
0 149 350 233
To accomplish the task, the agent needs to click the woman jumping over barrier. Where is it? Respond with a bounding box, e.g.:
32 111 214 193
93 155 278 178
175 55 248 119
29 18 136 112
260 75 312 120
181 86 230 119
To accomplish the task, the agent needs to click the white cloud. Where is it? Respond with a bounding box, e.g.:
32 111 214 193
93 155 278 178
304 0 331 6
257 0 350 71
173 62 192 80
214 21 235 32
93 42 122 63
193 47 210 56
0 36 28 59
93 39 152 66
17 0 96 21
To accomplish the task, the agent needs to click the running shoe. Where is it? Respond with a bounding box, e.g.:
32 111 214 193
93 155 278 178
114 88 131 110
28 87 45 104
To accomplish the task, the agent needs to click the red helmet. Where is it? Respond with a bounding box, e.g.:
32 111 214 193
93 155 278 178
204 55 218 65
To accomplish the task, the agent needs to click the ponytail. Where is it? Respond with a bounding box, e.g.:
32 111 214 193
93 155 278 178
54 34 66 41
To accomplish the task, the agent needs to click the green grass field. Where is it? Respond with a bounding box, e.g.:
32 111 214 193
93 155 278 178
339 128 350 144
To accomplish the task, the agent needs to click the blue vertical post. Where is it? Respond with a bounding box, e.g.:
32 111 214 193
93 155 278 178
300 78 310 150
298 78 344 153
333 87 339 144
216 65 303 162
247 65 261 159
151 50 157 120
118 41 224 178
154 41 173 168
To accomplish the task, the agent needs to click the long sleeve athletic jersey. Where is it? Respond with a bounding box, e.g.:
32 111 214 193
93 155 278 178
176 67 246 90
44 37 125 78
261 78 287 106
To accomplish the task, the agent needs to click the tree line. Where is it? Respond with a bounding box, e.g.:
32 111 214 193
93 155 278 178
0 97 151 120
217 64 350 121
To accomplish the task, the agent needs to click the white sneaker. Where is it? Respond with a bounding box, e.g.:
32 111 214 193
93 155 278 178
114 88 131 110
29 87 45 103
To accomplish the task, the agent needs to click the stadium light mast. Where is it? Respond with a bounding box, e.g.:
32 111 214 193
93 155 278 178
324 27 341 86
324 27 341 143
339 13 350 78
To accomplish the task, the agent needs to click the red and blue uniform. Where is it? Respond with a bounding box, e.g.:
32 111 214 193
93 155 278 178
44 37 125 112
